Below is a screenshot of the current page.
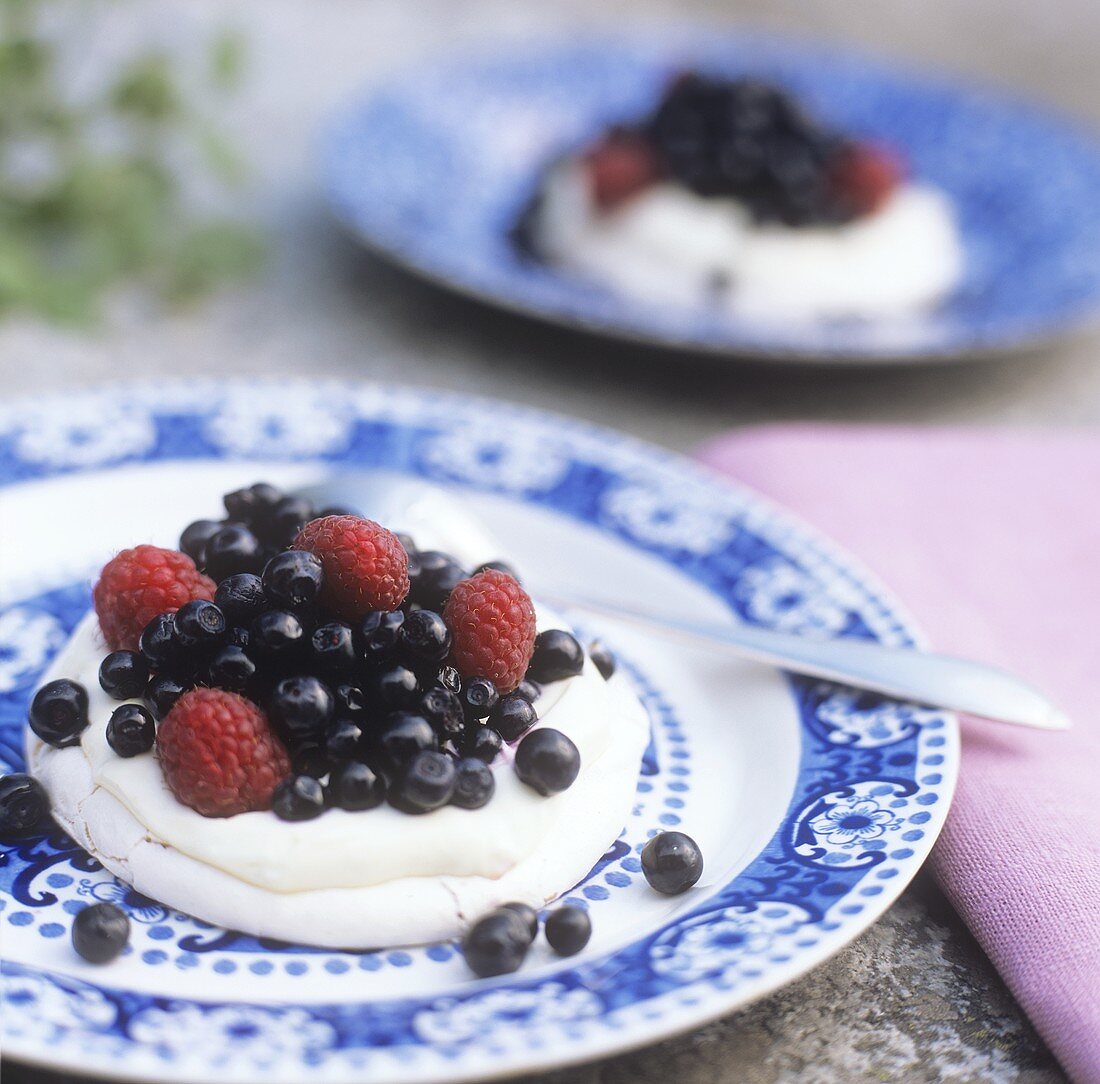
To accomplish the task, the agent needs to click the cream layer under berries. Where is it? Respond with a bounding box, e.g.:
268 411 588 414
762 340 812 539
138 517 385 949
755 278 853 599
517 73 963 321
24 482 649 948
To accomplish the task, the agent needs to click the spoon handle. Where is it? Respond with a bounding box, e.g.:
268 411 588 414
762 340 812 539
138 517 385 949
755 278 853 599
540 590 1069 731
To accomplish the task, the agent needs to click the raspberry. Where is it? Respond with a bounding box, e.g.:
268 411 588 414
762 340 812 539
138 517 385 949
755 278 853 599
94 545 216 652
157 688 290 817
293 516 409 621
443 570 536 694
830 141 904 217
583 130 663 212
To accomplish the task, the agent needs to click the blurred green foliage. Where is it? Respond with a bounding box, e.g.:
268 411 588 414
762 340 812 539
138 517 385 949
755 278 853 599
0 0 264 323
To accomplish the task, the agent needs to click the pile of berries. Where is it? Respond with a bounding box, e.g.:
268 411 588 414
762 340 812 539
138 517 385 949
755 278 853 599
532 72 902 231
25 482 615 824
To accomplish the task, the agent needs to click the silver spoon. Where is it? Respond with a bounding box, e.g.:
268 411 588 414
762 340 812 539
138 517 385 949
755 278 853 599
297 474 1068 732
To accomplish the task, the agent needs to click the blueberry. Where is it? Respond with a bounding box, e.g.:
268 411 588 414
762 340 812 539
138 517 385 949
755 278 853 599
174 599 227 649
206 645 256 693
357 610 405 662
249 610 306 664
332 682 368 720
500 901 539 940
262 550 324 612
319 504 359 519
106 704 156 758
450 757 495 809
223 482 283 524
460 677 498 720
463 724 503 764
138 612 181 672
28 679 89 748
420 685 464 739
641 831 704 895
98 651 149 701
204 524 263 581
462 908 531 977
436 665 461 694
309 622 356 676
374 712 436 773
0 773 49 837
227 625 250 649
269 676 333 744
179 518 223 567
214 573 267 624
409 551 466 611
259 496 315 547
373 665 420 710
72 902 130 964
489 694 537 742
328 760 386 811
324 718 365 763
588 640 616 680
527 630 584 684
272 775 326 821
513 679 541 703
144 674 189 720
395 532 418 556
289 743 331 778
473 559 520 580
545 905 592 956
514 728 580 796
391 750 455 813
398 609 451 663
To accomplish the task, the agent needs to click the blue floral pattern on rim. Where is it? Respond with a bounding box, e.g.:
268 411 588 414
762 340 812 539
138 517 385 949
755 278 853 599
0 382 957 1083
324 33 1100 362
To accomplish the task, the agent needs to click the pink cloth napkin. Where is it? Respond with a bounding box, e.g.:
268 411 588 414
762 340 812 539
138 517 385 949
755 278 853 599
696 425 1100 1084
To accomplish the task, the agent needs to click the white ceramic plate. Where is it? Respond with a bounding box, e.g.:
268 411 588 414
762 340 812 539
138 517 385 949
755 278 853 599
0 381 957 1082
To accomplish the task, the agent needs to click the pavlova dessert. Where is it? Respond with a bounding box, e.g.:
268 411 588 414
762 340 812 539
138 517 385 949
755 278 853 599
8 481 703 972
516 72 963 321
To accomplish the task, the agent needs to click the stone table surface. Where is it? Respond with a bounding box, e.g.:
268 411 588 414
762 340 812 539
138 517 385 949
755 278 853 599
4 0 1097 1080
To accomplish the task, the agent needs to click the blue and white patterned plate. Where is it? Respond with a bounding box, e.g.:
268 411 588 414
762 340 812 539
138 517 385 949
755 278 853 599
324 33 1100 363
0 382 957 1082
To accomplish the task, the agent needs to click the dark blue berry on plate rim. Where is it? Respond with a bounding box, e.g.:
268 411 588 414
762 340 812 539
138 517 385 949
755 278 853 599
462 908 531 978
98 651 149 701
500 901 539 940
0 773 50 837
641 830 704 895
28 678 89 748
138 612 180 672
513 679 541 703
106 704 156 758
514 727 581 796
72 902 130 964
473 559 520 581
545 905 592 956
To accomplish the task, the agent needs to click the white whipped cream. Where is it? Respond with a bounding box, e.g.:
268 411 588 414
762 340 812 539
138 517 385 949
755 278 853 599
534 162 963 321
25 498 651 947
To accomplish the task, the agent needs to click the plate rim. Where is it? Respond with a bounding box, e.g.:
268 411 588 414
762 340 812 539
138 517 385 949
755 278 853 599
0 378 959 1083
